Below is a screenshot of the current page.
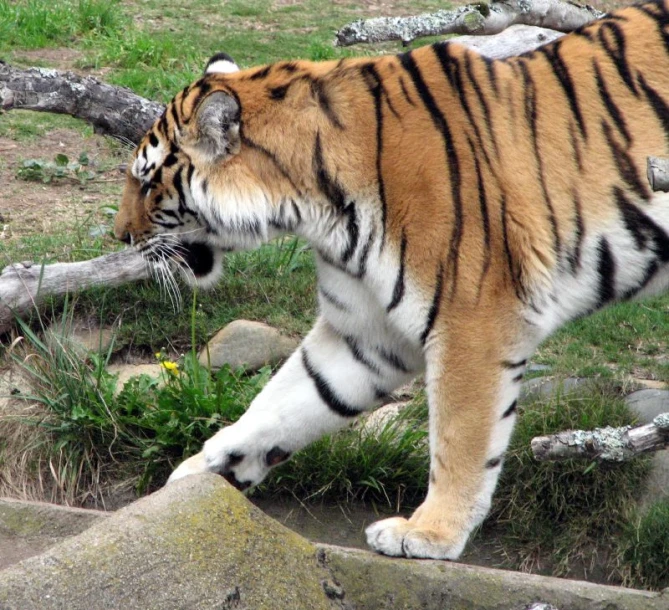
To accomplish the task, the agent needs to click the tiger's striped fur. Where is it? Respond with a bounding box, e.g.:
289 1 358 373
114 1 669 559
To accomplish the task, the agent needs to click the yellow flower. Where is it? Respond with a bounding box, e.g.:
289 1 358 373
155 352 162 360
160 360 179 374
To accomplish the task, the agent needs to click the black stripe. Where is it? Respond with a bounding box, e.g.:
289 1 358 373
502 400 518 418
593 60 631 145
539 42 587 138
596 237 616 307
597 21 639 96
420 263 444 345
355 225 375 279
361 64 389 246
501 195 523 300
269 84 289 100
601 120 650 201
311 78 344 129
614 187 669 261
302 349 361 418
249 65 271 80
400 51 463 298
241 134 301 195
398 76 415 106
484 56 499 97
344 336 382 375
621 260 659 301
319 287 349 311
469 140 491 298
569 122 584 173
313 133 359 264
518 60 561 253
568 190 585 273
464 52 499 158
387 230 407 311
188 80 212 116
637 73 669 146
486 457 502 469
148 132 159 147
512 373 524 383
376 347 411 373
501 359 527 369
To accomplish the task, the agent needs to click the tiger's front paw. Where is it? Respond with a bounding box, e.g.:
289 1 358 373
167 421 292 490
365 516 468 560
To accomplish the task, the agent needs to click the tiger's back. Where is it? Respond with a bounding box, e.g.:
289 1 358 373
114 1 669 560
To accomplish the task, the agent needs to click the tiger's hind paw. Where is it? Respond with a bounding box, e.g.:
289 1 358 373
365 517 467 560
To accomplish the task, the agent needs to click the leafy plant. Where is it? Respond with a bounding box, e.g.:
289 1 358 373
17 152 96 185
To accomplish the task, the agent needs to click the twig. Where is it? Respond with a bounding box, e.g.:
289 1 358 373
531 413 669 462
334 0 603 47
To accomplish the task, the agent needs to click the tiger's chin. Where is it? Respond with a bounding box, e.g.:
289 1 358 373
176 241 225 289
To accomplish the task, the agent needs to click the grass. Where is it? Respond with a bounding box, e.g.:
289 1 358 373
1 0 668 592
489 384 651 578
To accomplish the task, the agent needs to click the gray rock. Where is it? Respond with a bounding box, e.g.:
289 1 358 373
0 475 344 610
625 389 669 424
0 479 667 609
107 363 164 393
520 377 588 400
199 320 299 371
0 499 108 571
360 402 411 435
46 319 115 355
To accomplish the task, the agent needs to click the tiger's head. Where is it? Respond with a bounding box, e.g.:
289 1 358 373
114 53 310 289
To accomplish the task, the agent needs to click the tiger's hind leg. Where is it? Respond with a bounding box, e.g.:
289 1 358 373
366 309 531 559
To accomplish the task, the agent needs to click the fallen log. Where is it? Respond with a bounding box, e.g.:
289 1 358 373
531 413 669 462
334 0 602 47
0 61 163 144
0 250 150 335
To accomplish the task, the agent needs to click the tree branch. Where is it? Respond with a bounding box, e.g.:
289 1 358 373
531 414 669 462
0 61 163 144
0 250 150 335
334 0 603 47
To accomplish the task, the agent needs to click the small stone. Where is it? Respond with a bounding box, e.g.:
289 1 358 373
107 363 164 394
360 402 411 435
520 377 587 400
199 320 299 372
46 319 115 355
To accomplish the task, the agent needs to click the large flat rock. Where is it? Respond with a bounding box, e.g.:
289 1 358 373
0 475 344 610
1 477 668 610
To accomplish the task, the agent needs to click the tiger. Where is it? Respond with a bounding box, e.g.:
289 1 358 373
114 1 669 560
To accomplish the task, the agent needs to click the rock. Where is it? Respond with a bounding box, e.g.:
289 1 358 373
46 319 115 355
361 402 411 435
199 320 299 371
0 480 667 609
0 475 344 610
106 363 164 393
625 389 669 424
520 377 588 400
0 499 108 571
626 389 669 509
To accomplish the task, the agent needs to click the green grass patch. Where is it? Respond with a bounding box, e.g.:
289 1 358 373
620 500 669 590
489 383 651 577
0 0 126 51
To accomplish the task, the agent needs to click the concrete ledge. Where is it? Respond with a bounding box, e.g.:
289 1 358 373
1 477 667 610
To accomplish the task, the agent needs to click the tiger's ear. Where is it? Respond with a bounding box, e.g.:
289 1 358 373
189 91 241 162
204 52 239 75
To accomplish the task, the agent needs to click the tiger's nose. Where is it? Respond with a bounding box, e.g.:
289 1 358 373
118 231 132 245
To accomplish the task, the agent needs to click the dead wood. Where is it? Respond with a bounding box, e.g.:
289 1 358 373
531 413 669 462
0 250 149 335
0 61 163 145
334 0 603 47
